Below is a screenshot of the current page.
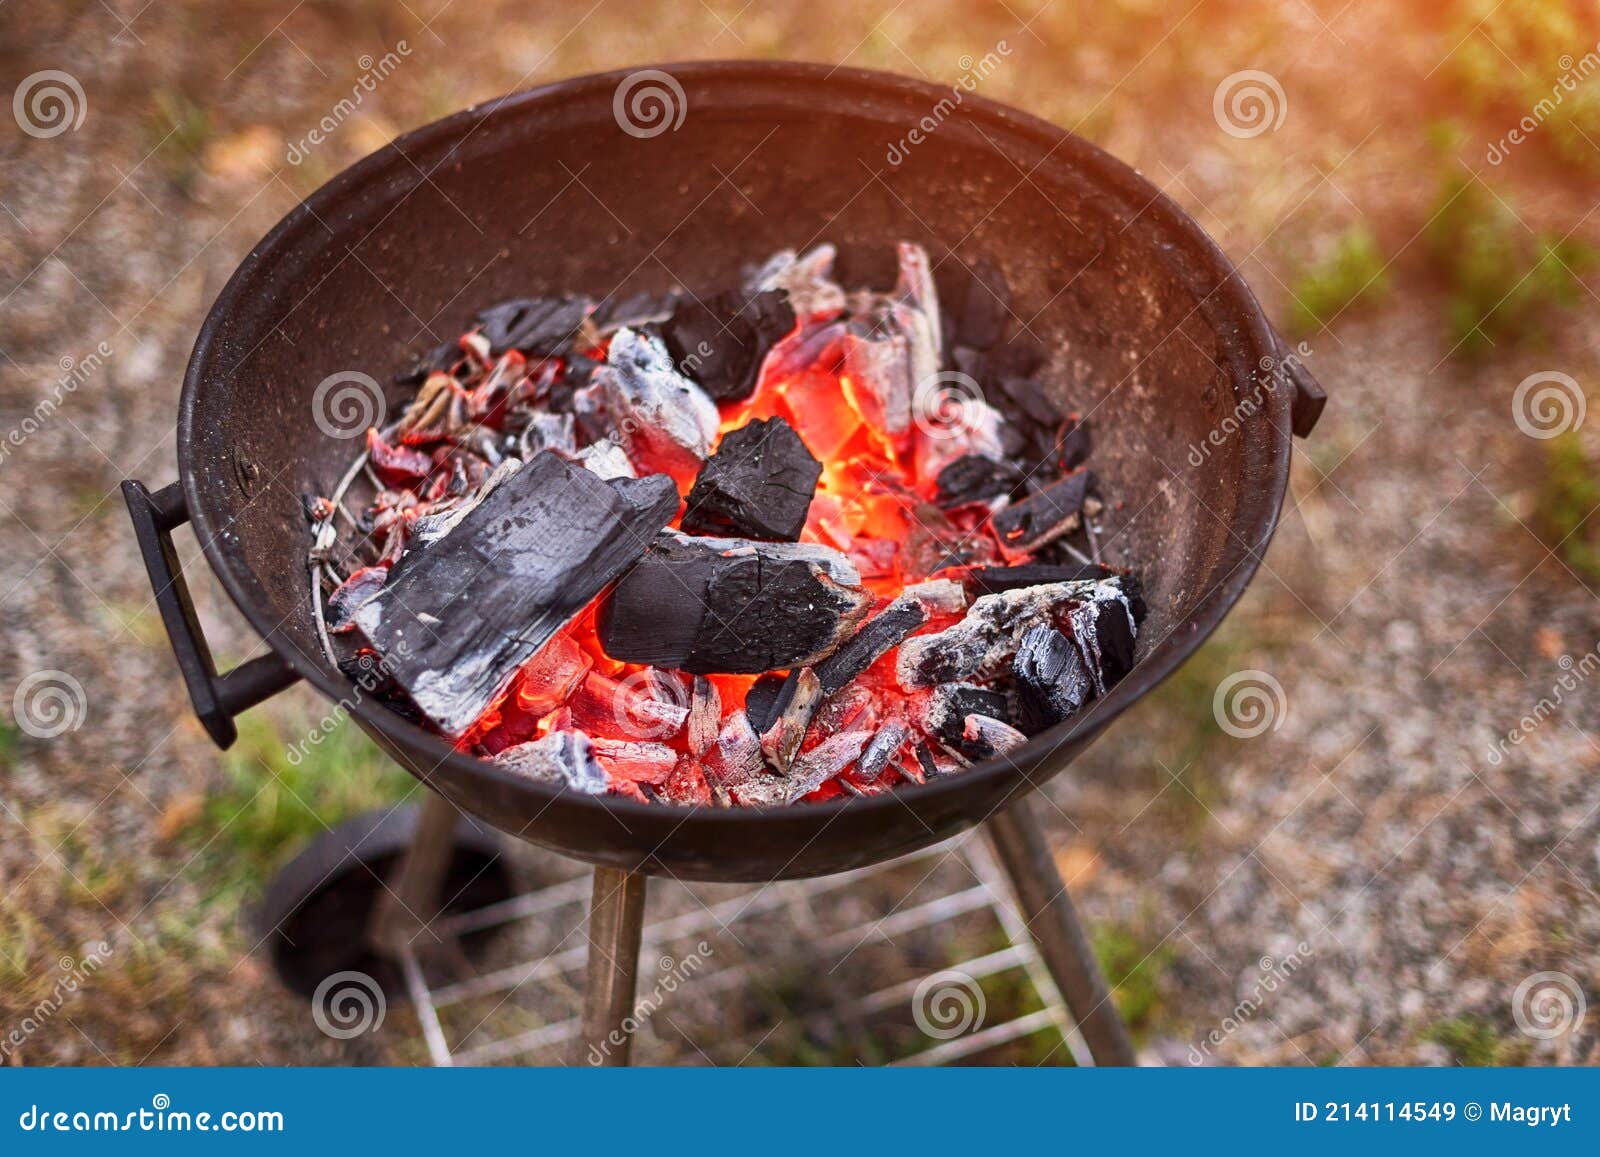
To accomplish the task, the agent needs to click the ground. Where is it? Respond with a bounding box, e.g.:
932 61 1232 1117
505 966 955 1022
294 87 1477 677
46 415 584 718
1 0 1598 1066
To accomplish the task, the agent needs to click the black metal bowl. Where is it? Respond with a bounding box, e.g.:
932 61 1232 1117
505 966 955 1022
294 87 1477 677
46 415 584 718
125 61 1323 882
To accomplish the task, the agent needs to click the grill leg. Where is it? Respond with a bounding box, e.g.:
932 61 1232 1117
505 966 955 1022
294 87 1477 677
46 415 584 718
368 791 461 957
575 867 648 1066
986 798 1138 1066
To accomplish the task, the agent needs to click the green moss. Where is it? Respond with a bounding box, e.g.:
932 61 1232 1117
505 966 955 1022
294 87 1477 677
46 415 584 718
1093 922 1175 1038
1288 225 1388 335
1536 432 1600 580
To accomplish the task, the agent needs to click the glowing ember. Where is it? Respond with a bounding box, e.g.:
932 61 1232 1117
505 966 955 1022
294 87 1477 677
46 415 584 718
307 242 1142 808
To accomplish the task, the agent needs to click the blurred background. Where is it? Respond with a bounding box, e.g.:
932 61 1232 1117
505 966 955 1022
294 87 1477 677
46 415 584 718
1 0 1597 1065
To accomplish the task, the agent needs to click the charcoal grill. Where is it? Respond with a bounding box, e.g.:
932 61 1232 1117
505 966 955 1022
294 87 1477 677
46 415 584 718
124 62 1324 1065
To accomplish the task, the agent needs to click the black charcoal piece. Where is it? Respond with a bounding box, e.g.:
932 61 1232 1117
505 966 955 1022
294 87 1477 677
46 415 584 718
1069 592 1138 695
593 291 678 335
896 578 1113 689
934 454 1025 509
1013 624 1095 732
474 295 592 355
962 713 1027 759
351 452 678 737
992 470 1095 556
814 579 967 697
681 417 822 542
963 563 1121 597
1054 415 1091 471
916 683 1010 754
493 730 609 794
955 257 1011 350
758 667 822 773
659 289 796 403
397 339 460 386
857 720 910 784
599 535 872 675
744 672 791 735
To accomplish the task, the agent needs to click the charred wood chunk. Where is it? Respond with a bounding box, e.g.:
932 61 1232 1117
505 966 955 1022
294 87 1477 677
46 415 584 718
934 454 1025 509
687 676 721 758
746 244 846 321
474 295 593 356
814 578 967 697
896 578 1113 689
590 736 678 785
991 470 1094 557
857 719 911 784
1069 590 1138 696
493 730 608 794
599 535 871 675
1013 624 1094 732
785 731 870 803
681 417 822 542
352 452 678 736
659 289 796 403
963 563 1121 597
1053 414 1091 472
962 713 1027 759
703 710 764 792
915 683 1010 757
594 327 721 476
325 565 389 633
592 290 678 336
955 257 1011 351
758 667 822 773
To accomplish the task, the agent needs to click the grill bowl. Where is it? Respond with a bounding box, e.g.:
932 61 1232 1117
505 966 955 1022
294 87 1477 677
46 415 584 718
149 62 1316 881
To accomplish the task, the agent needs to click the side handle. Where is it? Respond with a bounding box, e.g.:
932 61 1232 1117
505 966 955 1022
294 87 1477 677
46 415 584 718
122 479 300 749
1279 339 1327 438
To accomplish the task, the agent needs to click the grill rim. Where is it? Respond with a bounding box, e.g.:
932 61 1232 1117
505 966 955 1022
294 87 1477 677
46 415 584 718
175 60 1293 847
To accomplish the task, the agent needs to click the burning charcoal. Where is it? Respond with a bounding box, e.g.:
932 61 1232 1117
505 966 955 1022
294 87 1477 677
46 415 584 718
758 667 823 773
811 684 874 736
703 710 765 791
759 319 847 383
660 754 715 807
955 257 1011 350
568 670 688 741
962 713 1027 758
813 578 967 697
492 730 608 794
474 295 592 356
687 676 721 758
512 634 592 718
590 737 678 785
1012 624 1094 731
747 244 846 321
517 411 576 458
599 535 871 674
659 289 797 404
963 563 1121 596
366 427 432 485
991 470 1095 558
681 417 821 542
593 327 721 476
934 454 1024 509
325 565 389 633
915 682 1010 754
896 577 1112 689
1068 587 1138 696
839 243 942 436
351 453 678 736
785 731 870 803
573 438 637 480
